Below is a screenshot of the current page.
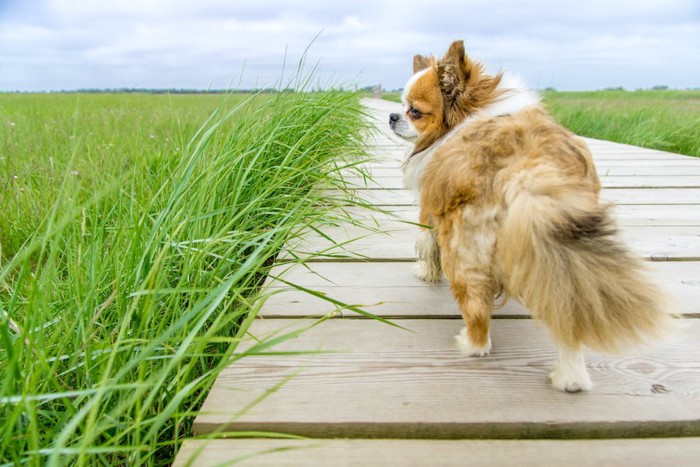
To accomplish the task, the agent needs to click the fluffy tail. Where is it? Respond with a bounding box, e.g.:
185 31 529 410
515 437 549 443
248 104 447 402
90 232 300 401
497 181 674 353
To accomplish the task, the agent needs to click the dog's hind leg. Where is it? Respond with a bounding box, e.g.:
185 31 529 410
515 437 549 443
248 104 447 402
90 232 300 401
436 209 498 356
549 341 593 393
415 228 442 282
449 277 495 357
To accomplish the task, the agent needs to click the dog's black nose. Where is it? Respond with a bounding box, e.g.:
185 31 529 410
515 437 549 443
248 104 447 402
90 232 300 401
389 113 400 123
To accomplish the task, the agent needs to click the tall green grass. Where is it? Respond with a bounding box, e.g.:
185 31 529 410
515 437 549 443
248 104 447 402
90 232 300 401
0 88 370 465
381 89 700 157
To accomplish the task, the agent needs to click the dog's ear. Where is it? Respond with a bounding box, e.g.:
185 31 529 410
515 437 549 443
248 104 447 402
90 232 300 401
436 40 503 126
413 55 432 73
438 40 468 102
443 40 466 66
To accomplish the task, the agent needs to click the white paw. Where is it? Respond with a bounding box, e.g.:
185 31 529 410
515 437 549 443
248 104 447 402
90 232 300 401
549 364 593 393
455 327 491 357
414 260 441 283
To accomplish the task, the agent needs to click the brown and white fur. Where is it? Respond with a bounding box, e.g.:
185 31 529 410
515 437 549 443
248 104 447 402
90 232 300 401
389 40 672 392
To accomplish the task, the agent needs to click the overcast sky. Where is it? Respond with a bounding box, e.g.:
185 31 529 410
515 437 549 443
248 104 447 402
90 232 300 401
1 0 699 92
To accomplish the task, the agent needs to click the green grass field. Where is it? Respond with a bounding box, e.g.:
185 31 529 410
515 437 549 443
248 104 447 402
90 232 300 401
3 84 696 464
543 90 700 157
0 90 371 465
382 90 700 157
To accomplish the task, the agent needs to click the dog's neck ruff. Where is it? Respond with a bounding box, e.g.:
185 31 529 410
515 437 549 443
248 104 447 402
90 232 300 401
402 72 540 193
484 72 541 119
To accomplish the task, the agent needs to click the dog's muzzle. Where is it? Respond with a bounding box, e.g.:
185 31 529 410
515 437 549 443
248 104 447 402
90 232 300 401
389 112 402 133
389 112 418 142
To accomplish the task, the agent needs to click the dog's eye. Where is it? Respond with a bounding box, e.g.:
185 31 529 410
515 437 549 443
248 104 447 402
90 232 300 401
408 106 422 119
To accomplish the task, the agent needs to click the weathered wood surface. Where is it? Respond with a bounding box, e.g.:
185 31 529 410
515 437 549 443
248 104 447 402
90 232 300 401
368 148 698 162
260 261 699 318
346 175 700 189
358 163 700 174
174 98 700 466
195 319 700 439
283 221 700 261
173 438 700 467
338 187 700 206
287 204 700 226
324 205 700 232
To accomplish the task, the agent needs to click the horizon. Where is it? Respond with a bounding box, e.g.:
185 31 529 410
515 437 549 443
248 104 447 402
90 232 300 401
2 84 698 94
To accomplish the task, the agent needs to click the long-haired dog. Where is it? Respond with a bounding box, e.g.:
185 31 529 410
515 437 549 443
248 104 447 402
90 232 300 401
389 40 672 392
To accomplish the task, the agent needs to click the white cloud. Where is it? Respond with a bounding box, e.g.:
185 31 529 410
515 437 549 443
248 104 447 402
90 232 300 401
0 0 698 91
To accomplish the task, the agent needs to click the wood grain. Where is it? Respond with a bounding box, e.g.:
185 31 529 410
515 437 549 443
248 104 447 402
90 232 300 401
173 438 700 467
260 261 700 317
357 164 700 177
300 204 700 227
345 175 700 190
194 319 700 439
368 149 696 163
340 188 700 207
283 221 700 261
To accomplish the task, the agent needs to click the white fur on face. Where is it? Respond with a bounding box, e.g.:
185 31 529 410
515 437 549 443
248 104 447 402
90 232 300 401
390 115 418 140
390 68 431 141
400 68 429 105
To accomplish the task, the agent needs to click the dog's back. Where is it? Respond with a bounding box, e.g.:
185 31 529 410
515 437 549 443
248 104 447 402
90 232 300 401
423 107 671 352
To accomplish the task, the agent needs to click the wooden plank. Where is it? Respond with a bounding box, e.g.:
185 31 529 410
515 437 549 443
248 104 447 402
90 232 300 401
284 221 700 261
261 261 699 318
366 150 697 163
612 204 700 226
371 153 697 163
262 262 528 318
315 205 700 227
598 154 696 162
344 175 700 189
584 159 698 166
568 136 687 155
357 165 700 178
194 319 700 439
595 165 700 175
173 438 700 467
622 227 700 261
347 188 700 206
365 159 700 171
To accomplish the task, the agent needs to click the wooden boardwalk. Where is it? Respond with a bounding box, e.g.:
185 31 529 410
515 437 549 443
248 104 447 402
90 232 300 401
173 98 700 465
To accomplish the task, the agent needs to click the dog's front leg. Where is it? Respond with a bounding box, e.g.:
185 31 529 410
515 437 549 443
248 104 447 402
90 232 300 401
414 228 442 282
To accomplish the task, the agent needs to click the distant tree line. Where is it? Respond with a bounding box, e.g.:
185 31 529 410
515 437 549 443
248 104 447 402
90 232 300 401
4 85 697 94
